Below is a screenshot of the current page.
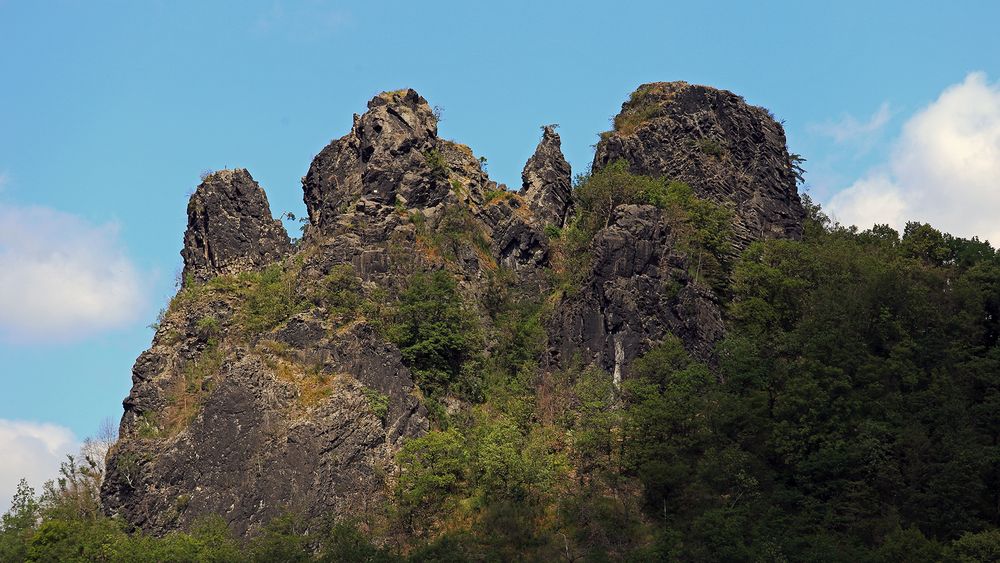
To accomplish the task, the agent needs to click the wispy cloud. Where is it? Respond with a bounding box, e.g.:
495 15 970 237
810 102 893 144
827 72 1000 244
0 172 9 192
0 419 77 512
0 203 147 342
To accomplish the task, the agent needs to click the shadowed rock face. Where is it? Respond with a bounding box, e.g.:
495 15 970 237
521 125 573 227
593 81 805 251
548 204 724 371
180 169 291 284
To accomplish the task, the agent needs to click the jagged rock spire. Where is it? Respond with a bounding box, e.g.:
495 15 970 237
302 89 446 234
520 125 573 227
181 168 290 283
593 81 805 249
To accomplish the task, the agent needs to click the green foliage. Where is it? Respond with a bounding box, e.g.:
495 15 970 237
6 196 1000 560
695 137 725 158
790 152 807 186
395 429 468 535
562 160 733 288
948 529 1000 562
316 264 363 320
423 148 449 181
239 263 310 334
195 314 219 338
612 84 661 135
483 188 506 203
0 480 37 562
471 414 562 503
387 270 482 398
362 387 389 420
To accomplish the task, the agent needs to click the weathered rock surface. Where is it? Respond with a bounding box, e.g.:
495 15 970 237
180 169 291 283
102 305 427 537
593 81 805 250
548 204 724 372
521 125 573 227
302 89 446 235
300 88 549 286
105 82 805 537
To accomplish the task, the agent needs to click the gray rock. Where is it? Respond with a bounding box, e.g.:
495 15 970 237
521 125 572 227
548 204 724 373
302 89 446 234
593 81 805 251
105 82 805 539
103 316 428 537
180 169 291 283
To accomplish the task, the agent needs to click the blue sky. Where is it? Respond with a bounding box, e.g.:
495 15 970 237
1 0 999 503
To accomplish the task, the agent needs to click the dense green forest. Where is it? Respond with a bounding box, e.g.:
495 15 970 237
4 168 1000 561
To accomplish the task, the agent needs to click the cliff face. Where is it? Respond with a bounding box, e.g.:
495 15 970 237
593 81 805 250
102 82 805 537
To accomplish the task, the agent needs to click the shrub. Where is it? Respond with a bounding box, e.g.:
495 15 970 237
423 148 449 181
613 84 662 135
316 264 363 320
695 138 724 158
362 387 389 420
395 429 468 534
387 270 482 397
239 263 309 334
568 160 733 288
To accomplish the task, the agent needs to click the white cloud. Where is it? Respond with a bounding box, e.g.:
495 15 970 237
0 419 78 513
0 172 9 192
811 102 893 143
0 204 147 342
827 72 1000 244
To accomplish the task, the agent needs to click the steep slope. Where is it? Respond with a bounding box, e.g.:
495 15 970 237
102 83 806 537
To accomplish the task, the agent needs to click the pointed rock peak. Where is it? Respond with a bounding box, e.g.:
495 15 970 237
359 88 438 144
181 168 290 284
521 124 572 227
303 89 448 233
594 81 805 248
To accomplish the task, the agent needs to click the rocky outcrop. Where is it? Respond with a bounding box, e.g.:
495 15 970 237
521 125 572 227
549 204 724 371
299 89 548 285
180 169 291 284
105 81 805 538
102 302 428 537
302 89 447 235
593 81 805 250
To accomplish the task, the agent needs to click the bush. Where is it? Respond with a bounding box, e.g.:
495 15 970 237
395 429 468 534
613 84 662 135
239 263 309 334
388 270 482 397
